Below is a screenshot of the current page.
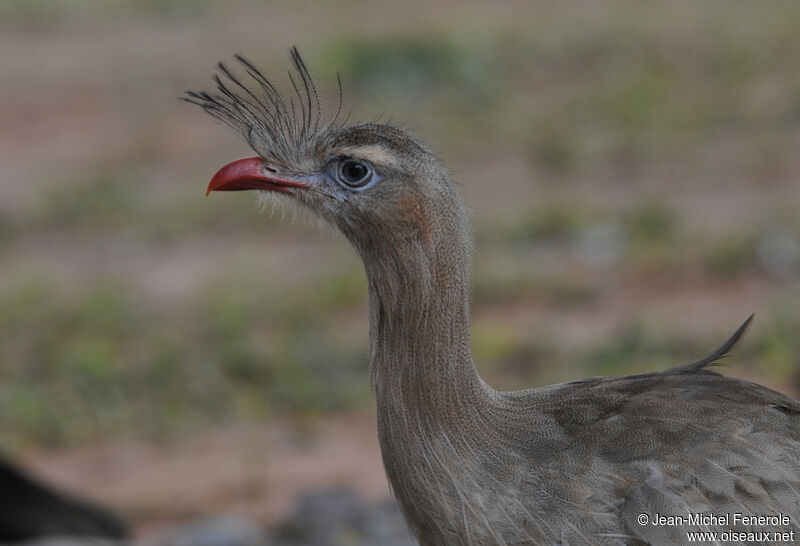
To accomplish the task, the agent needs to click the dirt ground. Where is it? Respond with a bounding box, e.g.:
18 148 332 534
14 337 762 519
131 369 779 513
22 412 388 537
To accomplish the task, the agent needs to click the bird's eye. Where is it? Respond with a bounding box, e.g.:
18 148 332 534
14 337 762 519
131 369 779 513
338 159 373 188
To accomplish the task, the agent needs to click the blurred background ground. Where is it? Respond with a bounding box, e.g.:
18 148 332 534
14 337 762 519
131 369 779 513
1 0 800 542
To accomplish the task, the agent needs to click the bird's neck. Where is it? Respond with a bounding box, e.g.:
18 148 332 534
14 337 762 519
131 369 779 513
363 237 488 419
359 234 498 539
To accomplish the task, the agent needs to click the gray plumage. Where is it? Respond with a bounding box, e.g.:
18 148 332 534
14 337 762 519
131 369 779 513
187 50 800 545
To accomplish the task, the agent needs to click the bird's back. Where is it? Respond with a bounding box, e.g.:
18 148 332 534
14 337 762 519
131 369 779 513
492 329 800 544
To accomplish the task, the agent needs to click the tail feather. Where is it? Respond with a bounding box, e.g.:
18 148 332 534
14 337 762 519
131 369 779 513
669 314 754 374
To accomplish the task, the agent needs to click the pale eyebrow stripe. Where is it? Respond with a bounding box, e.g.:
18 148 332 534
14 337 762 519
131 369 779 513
332 144 401 168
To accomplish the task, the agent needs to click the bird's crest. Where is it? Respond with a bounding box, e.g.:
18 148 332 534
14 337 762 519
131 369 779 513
182 47 343 168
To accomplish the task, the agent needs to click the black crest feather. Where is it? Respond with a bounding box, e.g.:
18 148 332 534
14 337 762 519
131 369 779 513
182 47 343 167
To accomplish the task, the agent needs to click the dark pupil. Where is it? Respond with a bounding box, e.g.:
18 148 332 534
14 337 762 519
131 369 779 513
342 161 369 185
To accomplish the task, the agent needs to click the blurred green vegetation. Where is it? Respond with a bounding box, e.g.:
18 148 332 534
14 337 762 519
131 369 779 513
2 0 800 448
319 4 800 168
0 272 369 448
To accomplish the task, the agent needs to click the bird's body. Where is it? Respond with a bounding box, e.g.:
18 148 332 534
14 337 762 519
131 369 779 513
377 351 800 544
187 50 800 545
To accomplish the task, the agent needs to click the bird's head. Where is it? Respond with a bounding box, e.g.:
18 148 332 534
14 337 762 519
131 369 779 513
184 49 467 266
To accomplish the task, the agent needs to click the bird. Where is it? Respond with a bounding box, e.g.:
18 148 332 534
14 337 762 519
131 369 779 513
185 49 800 545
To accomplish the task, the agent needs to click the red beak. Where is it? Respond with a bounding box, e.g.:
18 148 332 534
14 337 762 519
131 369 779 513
206 157 308 196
